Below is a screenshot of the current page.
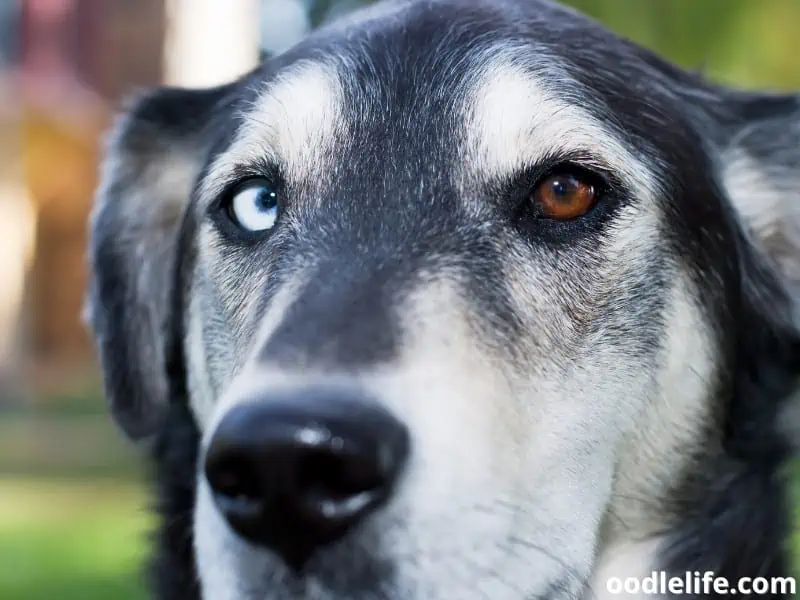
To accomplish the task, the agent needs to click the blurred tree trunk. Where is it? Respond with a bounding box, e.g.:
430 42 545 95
20 0 165 397
164 0 259 88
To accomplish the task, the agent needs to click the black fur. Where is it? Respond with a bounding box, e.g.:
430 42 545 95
148 402 201 600
658 224 800 598
86 1 800 598
86 83 238 441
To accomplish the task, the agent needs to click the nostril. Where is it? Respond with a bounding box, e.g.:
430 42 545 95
205 453 266 520
299 447 385 500
291 446 390 525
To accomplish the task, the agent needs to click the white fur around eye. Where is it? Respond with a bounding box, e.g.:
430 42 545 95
229 180 279 232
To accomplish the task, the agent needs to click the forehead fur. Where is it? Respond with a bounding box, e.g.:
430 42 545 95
200 60 346 200
463 57 658 198
195 0 677 212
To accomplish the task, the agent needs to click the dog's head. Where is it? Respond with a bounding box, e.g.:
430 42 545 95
86 1 800 598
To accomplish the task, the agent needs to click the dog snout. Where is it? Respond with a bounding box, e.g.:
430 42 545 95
203 387 410 570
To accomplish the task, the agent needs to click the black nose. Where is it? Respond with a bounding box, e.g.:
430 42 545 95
203 387 410 570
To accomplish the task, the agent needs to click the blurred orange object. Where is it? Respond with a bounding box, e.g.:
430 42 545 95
18 0 164 392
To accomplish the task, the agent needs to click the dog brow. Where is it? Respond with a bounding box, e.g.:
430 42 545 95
464 61 658 198
199 60 345 203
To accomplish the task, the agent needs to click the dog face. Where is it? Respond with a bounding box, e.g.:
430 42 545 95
86 1 800 599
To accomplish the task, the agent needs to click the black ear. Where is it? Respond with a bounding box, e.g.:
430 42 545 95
720 92 800 295
85 84 232 442
718 91 800 455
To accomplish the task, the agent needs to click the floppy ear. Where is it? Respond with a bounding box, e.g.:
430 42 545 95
720 92 800 298
718 91 800 453
85 84 231 442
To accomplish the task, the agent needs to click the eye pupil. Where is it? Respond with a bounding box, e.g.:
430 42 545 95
226 178 280 233
257 188 277 209
534 171 597 220
551 178 570 197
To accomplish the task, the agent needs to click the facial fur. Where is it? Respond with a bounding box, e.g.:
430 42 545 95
86 1 800 599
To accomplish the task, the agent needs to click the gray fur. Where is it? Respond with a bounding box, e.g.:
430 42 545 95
86 1 800 598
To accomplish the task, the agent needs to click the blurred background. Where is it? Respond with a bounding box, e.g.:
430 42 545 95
0 1 798 599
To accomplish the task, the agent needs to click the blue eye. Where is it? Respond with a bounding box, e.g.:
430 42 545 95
227 179 279 232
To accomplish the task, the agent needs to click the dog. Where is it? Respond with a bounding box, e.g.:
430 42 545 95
84 0 800 598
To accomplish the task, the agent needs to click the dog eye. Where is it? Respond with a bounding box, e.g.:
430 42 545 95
226 179 279 232
533 171 597 220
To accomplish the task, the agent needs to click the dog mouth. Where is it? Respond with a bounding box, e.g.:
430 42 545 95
267 529 400 599
252 556 583 600
225 517 590 600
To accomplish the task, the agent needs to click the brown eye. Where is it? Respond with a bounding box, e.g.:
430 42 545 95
533 172 598 220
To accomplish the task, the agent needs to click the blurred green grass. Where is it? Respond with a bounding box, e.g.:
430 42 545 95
3 1 799 597
1 392 800 600
0 389 150 600
0 478 149 600
0 466 798 600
